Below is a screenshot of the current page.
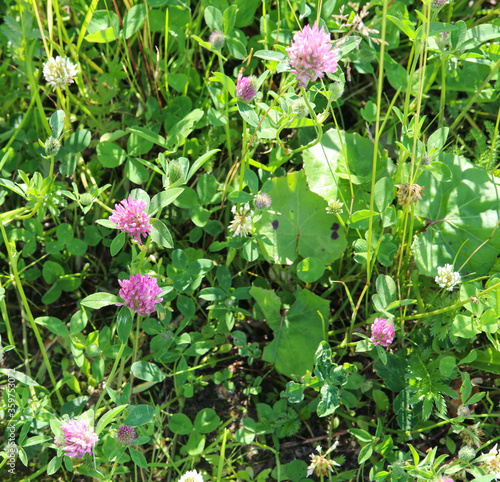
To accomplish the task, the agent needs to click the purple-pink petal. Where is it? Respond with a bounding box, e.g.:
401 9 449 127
116 273 163 316
236 73 257 101
109 195 152 244
57 419 99 458
370 318 395 348
286 22 340 87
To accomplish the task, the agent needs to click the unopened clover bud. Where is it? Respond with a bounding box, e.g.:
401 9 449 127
117 425 136 446
236 74 258 102
292 98 309 118
330 81 345 101
457 405 471 417
326 200 344 215
45 136 61 156
168 160 184 184
458 445 476 462
80 193 93 205
209 30 225 50
254 192 272 210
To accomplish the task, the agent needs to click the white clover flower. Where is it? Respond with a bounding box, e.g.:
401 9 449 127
307 442 340 478
179 469 204 482
480 444 500 479
229 203 254 237
43 56 79 91
435 264 461 291
326 200 344 215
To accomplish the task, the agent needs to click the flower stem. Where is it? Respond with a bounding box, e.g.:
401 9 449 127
94 342 127 416
129 315 143 401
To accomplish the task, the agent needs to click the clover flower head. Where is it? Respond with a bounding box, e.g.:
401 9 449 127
396 183 424 205
56 419 98 458
254 192 272 210
480 444 500 479
286 22 340 87
437 478 454 482
116 273 163 316
326 200 344 215
117 425 136 446
307 443 340 478
109 195 152 244
370 318 395 347
458 445 476 462
236 73 258 102
209 30 225 49
435 264 461 291
229 203 254 237
43 56 79 91
179 469 204 482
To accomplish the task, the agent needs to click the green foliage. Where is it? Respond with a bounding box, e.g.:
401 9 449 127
283 341 356 417
1 0 500 480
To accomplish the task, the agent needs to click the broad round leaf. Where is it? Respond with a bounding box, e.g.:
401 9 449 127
169 413 193 435
255 171 346 265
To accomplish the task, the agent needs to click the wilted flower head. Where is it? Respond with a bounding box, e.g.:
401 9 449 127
109 196 153 244
117 425 136 446
116 273 163 316
254 192 272 210
457 422 483 448
435 264 461 291
55 419 98 458
396 183 424 205
209 30 225 49
480 444 500 479
229 203 254 237
307 443 340 478
236 73 257 102
179 469 204 482
286 22 340 87
43 56 79 91
326 200 344 215
370 318 395 347
458 445 476 462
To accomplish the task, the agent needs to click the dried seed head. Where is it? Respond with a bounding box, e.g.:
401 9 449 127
396 183 424 205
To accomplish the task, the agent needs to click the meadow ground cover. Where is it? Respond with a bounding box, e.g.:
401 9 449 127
1 0 500 480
